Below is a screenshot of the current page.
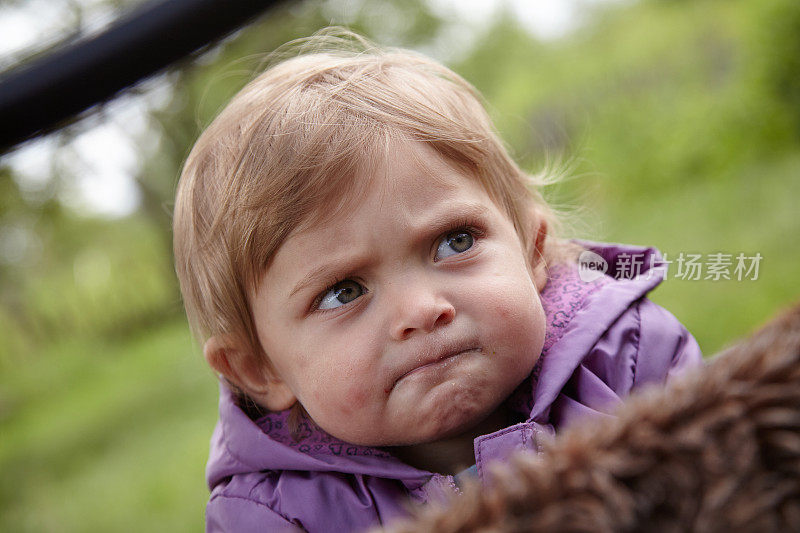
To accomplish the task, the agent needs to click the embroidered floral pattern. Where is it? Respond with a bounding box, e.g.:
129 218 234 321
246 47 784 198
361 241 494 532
255 409 393 458
540 263 611 354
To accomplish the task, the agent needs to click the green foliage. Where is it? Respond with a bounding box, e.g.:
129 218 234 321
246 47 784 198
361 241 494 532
0 210 178 367
459 0 796 198
754 0 800 135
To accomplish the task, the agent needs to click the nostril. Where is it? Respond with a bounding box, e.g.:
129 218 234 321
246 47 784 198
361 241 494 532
434 305 456 328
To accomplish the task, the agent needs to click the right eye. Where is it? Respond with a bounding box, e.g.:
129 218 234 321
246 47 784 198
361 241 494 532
318 280 366 310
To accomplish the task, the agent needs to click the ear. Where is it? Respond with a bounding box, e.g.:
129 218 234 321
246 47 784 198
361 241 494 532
204 336 297 412
528 212 549 290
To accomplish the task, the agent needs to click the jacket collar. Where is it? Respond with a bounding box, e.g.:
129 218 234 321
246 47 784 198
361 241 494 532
529 241 667 421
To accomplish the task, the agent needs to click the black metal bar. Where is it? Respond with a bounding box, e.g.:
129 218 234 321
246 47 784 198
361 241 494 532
0 0 281 153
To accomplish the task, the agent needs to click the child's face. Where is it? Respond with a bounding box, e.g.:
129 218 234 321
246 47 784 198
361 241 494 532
250 141 546 446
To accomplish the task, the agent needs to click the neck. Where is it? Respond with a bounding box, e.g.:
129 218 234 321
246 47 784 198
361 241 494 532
388 403 517 475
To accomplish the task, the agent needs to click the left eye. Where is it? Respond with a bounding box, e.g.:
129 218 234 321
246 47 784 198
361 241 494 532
318 280 365 310
435 231 474 261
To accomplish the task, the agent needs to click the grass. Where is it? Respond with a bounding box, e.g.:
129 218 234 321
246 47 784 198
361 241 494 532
0 320 218 532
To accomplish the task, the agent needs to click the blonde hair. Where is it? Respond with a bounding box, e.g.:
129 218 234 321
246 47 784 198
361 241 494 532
174 30 576 402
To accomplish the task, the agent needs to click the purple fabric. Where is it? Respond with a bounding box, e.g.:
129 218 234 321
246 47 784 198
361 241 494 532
204 241 704 532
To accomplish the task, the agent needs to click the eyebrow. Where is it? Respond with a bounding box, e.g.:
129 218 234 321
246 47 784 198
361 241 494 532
289 257 367 299
288 202 493 299
423 202 491 238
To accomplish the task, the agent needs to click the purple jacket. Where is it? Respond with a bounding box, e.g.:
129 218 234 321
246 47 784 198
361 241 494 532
204 242 703 532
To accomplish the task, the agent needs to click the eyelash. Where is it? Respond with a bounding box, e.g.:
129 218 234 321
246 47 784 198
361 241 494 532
438 218 485 256
310 275 363 313
309 218 486 313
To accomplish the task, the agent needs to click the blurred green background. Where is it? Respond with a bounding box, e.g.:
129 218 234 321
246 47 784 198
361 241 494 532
1 0 798 530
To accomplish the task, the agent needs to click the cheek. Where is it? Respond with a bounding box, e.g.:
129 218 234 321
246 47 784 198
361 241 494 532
483 273 539 320
477 269 546 353
494 297 521 321
304 377 384 444
305 358 376 418
338 384 370 416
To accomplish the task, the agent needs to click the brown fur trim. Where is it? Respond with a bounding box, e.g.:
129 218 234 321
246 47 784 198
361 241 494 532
381 303 800 533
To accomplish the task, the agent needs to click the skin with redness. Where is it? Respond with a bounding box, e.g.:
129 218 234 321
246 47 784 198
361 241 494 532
247 140 548 474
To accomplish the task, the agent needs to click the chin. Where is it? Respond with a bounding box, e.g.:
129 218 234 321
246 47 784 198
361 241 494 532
371 411 485 448
427 396 499 442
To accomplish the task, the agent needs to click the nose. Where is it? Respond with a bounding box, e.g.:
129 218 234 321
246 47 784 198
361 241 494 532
388 276 455 341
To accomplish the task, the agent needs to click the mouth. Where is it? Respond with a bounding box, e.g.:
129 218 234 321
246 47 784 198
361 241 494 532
392 342 481 389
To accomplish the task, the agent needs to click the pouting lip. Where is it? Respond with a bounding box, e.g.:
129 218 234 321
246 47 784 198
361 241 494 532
392 341 482 389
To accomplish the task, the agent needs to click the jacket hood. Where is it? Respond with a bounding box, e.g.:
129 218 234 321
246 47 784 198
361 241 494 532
206 384 431 491
206 240 669 491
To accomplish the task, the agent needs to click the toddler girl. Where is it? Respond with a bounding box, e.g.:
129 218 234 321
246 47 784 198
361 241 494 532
173 32 703 532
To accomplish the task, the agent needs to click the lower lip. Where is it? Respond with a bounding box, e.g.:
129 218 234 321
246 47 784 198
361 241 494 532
400 348 478 382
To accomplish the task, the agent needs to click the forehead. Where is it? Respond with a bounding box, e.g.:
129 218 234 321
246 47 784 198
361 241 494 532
273 140 495 261
291 139 484 237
